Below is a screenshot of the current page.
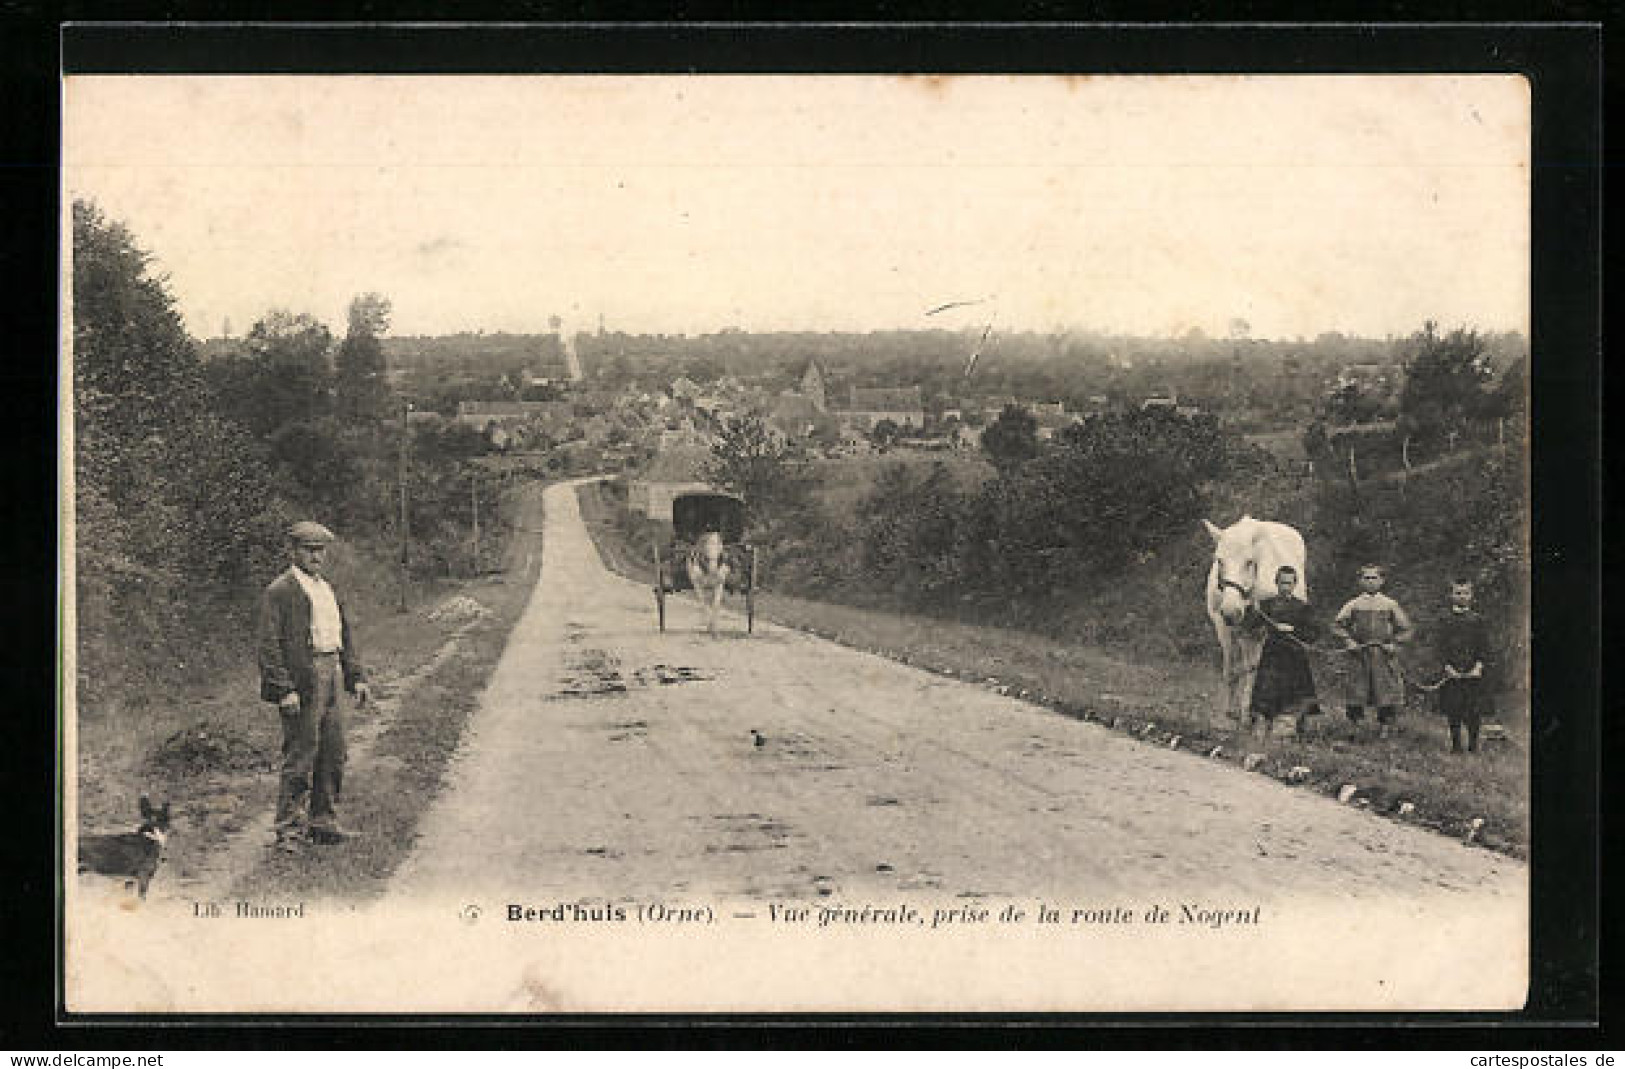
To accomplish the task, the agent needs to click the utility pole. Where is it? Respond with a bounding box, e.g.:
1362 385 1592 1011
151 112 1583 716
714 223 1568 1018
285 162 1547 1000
399 400 412 612
470 469 480 576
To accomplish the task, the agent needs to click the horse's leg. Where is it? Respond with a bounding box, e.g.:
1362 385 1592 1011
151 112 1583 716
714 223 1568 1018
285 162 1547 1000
1223 641 1237 721
1223 634 1238 726
1236 633 1259 725
1211 615 1232 725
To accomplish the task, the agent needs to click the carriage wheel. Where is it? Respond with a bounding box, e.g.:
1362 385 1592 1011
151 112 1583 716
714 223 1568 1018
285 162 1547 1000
746 546 757 634
654 546 666 633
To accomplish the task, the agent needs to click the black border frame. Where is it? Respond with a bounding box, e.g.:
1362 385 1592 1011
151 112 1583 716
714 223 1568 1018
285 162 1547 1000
8 15 1603 1048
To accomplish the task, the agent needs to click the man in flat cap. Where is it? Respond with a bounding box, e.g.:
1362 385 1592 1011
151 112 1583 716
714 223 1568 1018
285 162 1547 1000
258 521 370 849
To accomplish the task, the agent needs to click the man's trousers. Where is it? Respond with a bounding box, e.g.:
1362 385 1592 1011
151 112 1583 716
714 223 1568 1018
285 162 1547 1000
274 651 348 836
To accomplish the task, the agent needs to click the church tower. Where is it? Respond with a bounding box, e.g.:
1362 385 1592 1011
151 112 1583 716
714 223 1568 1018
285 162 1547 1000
800 360 828 413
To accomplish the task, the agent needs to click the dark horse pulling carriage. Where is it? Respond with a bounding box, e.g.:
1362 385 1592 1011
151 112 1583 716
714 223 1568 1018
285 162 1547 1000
653 491 757 633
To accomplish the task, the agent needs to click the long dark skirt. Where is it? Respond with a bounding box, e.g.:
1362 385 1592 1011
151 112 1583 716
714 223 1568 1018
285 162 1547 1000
1250 642 1319 718
1437 677 1485 724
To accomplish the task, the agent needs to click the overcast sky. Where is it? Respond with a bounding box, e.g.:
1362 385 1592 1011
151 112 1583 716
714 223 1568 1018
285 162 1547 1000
64 75 1529 343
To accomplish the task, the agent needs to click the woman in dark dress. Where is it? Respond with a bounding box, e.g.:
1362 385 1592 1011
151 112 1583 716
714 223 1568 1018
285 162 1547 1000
1242 565 1322 738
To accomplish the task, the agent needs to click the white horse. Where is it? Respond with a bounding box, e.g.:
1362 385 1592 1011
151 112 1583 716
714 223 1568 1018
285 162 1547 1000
1203 516 1308 723
685 530 731 636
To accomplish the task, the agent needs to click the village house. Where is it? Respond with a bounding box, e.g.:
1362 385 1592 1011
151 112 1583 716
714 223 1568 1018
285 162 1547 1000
626 444 716 521
978 395 1019 422
1335 362 1405 395
1030 401 1077 441
840 385 925 432
767 391 822 440
837 426 878 454
455 400 571 433
1141 394 1203 418
658 417 711 452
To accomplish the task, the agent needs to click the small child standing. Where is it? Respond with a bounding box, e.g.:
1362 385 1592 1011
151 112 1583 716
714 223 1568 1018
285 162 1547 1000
1434 578 1493 754
1242 565 1322 738
1331 563 1414 739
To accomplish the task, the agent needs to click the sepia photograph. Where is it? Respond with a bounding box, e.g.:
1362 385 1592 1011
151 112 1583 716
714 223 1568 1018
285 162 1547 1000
62 69 1536 1014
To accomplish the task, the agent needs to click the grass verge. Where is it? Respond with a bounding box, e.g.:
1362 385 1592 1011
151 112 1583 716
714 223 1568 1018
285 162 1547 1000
577 479 1527 860
73 480 547 902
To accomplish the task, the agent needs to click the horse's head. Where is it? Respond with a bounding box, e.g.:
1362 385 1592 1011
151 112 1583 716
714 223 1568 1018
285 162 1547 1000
1205 517 1259 626
697 530 724 569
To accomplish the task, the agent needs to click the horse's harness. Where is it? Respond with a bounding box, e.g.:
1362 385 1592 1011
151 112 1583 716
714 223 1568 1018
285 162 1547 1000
1212 557 1254 603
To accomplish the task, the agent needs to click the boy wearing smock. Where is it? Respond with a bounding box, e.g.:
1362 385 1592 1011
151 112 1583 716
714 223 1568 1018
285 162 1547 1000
1434 579 1493 754
1331 564 1413 739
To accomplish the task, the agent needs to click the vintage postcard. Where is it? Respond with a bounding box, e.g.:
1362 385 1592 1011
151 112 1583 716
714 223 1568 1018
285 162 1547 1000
63 72 1531 1013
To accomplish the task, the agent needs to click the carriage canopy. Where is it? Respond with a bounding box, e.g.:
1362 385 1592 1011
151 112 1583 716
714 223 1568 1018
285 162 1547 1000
671 492 747 544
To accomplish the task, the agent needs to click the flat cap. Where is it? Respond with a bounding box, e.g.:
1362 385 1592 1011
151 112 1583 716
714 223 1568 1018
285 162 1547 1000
287 520 336 546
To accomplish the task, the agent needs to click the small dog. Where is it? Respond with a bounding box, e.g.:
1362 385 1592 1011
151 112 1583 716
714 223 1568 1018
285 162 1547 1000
78 796 171 900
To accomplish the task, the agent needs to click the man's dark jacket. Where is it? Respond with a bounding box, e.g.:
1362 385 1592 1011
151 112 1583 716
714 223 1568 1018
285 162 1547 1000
257 567 366 704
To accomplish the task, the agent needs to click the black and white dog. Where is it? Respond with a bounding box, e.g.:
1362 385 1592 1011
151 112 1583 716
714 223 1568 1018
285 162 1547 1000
78 796 171 900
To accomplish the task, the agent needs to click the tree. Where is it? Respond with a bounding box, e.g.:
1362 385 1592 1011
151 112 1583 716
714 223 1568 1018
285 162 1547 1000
981 406 1224 593
335 293 393 421
211 311 335 436
1489 354 1528 424
1302 418 1332 464
852 461 966 599
870 418 901 447
1398 322 1496 447
72 200 282 690
702 415 809 528
980 403 1039 472
72 201 210 483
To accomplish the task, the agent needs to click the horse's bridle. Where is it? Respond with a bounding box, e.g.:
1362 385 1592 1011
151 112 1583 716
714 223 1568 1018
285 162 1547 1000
1214 560 1253 600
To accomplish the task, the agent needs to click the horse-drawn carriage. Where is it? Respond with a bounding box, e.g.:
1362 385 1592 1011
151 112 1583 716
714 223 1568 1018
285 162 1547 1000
653 491 757 634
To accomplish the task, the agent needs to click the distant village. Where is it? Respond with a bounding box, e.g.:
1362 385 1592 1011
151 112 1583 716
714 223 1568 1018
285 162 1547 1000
419 357 1249 455
200 320 1503 523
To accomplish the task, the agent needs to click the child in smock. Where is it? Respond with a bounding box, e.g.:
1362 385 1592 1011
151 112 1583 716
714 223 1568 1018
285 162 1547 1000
1331 563 1414 739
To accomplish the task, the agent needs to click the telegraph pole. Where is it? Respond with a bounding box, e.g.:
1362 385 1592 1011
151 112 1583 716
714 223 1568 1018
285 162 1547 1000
399 400 412 612
470 468 480 576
